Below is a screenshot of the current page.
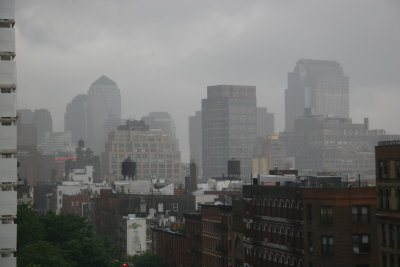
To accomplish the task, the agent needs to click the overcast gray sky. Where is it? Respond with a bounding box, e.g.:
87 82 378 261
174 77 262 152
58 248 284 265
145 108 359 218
15 0 400 161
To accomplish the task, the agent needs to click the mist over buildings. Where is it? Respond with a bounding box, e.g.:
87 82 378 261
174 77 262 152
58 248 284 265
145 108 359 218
14 0 400 162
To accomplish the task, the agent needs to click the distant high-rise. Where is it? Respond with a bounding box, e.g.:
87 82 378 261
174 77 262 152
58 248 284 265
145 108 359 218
256 107 274 138
86 75 121 155
142 112 177 138
202 85 257 178
17 109 36 147
65 94 87 145
189 111 202 177
0 0 17 265
102 120 181 183
285 59 349 131
17 109 33 124
32 109 53 145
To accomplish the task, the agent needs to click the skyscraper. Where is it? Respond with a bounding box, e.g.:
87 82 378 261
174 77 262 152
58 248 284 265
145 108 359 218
256 107 274 138
189 111 202 177
285 59 349 131
202 85 257 178
0 0 17 265
65 94 87 145
32 109 53 145
86 75 121 155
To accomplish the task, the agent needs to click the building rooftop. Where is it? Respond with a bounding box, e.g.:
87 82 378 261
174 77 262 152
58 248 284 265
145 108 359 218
92 75 116 86
377 140 400 146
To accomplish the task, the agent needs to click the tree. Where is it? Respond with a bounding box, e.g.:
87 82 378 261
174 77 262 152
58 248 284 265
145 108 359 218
127 253 168 267
18 240 72 267
17 204 117 267
16 203 44 250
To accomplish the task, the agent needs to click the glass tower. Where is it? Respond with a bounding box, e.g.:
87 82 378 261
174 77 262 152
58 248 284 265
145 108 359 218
202 85 257 179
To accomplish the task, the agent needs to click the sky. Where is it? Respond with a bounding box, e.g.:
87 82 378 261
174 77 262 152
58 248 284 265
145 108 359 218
15 0 400 161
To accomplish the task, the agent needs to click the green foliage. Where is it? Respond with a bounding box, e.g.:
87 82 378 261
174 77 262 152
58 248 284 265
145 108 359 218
17 204 117 267
127 252 168 267
18 240 72 267
16 203 45 248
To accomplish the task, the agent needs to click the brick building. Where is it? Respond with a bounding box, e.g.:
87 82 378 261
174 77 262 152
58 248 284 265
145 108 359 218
93 189 195 245
231 199 244 267
60 194 90 216
201 204 233 267
303 187 377 267
241 183 377 267
242 185 304 267
152 212 202 267
375 140 400 267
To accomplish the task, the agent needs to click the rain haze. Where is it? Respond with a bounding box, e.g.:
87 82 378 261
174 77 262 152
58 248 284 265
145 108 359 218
15 0 400 161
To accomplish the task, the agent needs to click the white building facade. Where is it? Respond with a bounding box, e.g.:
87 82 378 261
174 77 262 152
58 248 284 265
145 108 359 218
0 0 17 266
125 215 147 256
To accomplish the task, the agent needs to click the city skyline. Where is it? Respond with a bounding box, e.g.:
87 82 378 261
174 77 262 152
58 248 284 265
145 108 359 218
14 0 400 162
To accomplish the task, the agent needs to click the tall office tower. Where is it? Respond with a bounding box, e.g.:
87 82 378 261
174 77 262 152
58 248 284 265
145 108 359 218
0 0 17 265
102 120 181 183
87 75 121 155
189 111 202 178
202 85 257 178
256 107 274 138
375 141 400 267
65 94 88 145
32 109 53 145
285 59 349 131
16 109 36 147
17 109 33 124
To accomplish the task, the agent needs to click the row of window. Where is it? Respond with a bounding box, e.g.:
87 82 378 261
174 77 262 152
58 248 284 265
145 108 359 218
377 160 400 178
378 187 400 210
243 246 302 267
253 197 301 209
381 223 400 248
382 253 400 267
307 234 370 254
306 204 370 223
246 221 301 238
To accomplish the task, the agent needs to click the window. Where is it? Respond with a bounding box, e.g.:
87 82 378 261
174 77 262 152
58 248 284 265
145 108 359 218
382 224 387 246
158 202 163 212
320 206 333 224
384 161 390 178
352 234 370 253
308 232 313 252
321 236 334 253
352 205 370 223
307 204 312 221
173 203 178 212
389 225 394 247
396 161 400 178
397 226 400 247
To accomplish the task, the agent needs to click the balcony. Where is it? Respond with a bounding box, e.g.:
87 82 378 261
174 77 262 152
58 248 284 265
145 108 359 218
0 125 16 151
0 158 16 183
0 257 16 267
0 223 16 249
0 28 14 52
0 191 16 216
0 61 16 86
0 0 15 20
0 93 15 117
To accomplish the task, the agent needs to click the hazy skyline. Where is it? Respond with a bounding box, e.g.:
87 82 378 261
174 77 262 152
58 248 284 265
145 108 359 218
15 0 400 161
